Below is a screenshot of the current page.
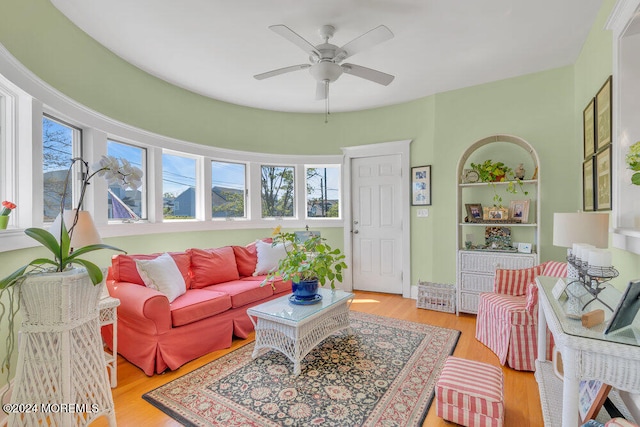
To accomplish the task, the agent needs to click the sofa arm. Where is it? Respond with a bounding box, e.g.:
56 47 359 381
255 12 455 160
106 280 172 334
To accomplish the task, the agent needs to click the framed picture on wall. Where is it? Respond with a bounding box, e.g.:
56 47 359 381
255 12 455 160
583 157 595 211
595 146 612 211
411 165 431 206
583 98 595 159
595 76 612 152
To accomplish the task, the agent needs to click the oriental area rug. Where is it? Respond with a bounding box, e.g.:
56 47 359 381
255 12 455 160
142 311 460 427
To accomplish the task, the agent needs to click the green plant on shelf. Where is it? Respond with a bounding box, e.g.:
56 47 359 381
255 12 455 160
470 160 528 205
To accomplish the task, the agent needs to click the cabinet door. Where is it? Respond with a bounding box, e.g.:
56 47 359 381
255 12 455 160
460 272 494 293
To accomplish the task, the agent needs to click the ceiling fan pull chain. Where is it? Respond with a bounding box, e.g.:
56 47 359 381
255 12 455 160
325 80 330 123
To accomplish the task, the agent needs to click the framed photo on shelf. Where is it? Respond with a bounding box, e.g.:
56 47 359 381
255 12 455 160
509 199 530 223
595 146 612 211
411 165 431 206
583 97 595 159
465 203 483 222
595 76 612 152
583 157 595 212
483 206 509 221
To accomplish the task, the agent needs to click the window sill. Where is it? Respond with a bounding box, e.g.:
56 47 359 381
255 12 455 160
613 227 640 255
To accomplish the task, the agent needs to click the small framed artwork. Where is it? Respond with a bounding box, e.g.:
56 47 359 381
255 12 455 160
595 75 612 152
509 199 530 223
583 98 596 159
583 157 595 212
579 380 612 423
595 146 612 211
465 203 483 222
483 206 509 221
411 165 431 206
517 242 532 253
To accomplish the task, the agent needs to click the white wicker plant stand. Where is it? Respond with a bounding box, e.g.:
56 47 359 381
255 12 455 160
247 288 354 376
9 269 115 427
536 276 640 427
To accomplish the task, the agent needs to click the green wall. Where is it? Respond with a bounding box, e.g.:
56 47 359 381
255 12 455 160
1 0 639 388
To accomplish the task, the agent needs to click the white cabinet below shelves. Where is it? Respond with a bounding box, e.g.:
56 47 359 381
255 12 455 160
457 249 537 314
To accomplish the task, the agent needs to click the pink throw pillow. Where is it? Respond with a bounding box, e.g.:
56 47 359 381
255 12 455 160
494 264 546 296
189 247 240 288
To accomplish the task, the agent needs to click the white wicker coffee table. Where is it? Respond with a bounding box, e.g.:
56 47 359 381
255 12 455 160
247 288 354 375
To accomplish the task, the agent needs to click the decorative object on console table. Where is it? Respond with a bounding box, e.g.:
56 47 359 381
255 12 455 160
411 165 431 206
595 75 612 152
262 226 347 305
485 226 512 250
552 212 612 317
596 145 612 211
584 157 596 211
579 380 612 424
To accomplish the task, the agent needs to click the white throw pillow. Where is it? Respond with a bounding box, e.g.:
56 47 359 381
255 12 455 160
253 239 289 276
135 253 186 303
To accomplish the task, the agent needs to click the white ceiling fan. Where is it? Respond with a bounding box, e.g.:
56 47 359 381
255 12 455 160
254 24 395 103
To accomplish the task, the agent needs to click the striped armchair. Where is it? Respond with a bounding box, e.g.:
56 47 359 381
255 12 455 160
475 261 567 371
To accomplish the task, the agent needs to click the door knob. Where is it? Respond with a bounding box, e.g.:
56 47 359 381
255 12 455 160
353 230 359 234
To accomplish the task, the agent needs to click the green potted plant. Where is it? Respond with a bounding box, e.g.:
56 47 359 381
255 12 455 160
262 226 347 304
626 141 640 186
470 159 528 205
0 155 141 384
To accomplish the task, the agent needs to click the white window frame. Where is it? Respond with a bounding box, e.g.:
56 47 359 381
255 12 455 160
210 159 248 220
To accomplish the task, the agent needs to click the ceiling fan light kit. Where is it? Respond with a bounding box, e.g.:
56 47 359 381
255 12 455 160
254 23 395 122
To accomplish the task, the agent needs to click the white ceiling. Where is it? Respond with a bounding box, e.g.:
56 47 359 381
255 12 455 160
51 0 603 113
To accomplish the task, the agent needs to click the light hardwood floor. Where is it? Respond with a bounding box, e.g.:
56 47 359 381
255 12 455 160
94 291 543 426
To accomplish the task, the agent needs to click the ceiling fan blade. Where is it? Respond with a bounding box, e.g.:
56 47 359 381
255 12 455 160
315 81 328 100
254 64 310 80
341 63 394 85
269 25 320 58
337 25 393 61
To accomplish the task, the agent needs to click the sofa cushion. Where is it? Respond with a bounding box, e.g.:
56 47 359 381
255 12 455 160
253 239 289 276
135 252 187 303
111 252 192 288
233 245 258 277
246 275 291 294
189 247 240 289
169 289 232 327
543 261 567 277
206 279 273 308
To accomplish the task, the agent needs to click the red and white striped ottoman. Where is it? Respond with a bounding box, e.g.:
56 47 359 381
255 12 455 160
435 356 504 427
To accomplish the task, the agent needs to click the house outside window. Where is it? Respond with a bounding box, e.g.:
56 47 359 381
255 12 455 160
162 153 196 219
107 140 146 221
211 160 246 218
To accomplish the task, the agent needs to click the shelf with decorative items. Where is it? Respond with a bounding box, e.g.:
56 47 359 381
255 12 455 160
455 134 541 315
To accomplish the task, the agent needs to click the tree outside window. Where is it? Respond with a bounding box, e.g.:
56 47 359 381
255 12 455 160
261 165 294 217
212 160 245 218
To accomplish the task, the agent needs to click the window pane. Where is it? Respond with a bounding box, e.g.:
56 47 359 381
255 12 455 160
306 166 340 218
42 116 76 222
261 165 294 218
163 153 196 219
107 140 146 220
212 160 245 218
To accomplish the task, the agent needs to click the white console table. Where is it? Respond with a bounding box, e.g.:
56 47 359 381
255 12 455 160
536 276 640 426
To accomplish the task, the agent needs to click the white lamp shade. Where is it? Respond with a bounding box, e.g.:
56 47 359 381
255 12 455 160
49 209 102 249
553 212 609 249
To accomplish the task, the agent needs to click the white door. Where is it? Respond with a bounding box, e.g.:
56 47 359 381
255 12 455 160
351 154 403 294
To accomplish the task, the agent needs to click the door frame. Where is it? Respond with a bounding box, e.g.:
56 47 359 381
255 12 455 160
341 139 412 298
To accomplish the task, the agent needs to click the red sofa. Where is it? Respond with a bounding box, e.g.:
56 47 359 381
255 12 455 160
101 241 291 376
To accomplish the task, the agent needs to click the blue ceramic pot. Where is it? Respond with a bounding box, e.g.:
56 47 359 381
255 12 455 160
292 279 319 300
